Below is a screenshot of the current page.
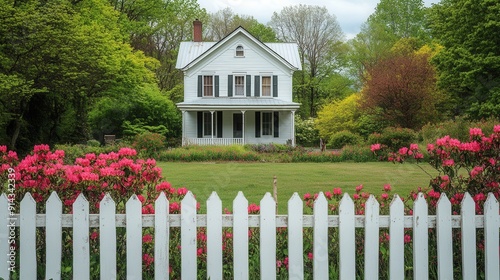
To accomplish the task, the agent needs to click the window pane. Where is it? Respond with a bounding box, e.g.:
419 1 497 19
203 112 212 136
203 76 213 97
235 76 244 96
236 46 244 56
262 112 272 135
262 76 271 96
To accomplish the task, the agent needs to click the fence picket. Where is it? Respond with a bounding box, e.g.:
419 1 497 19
260 193 276 280
339 193 355 280
126 194 142 279
413 193 428 280
364 195 379 280
155 192 169 280
313 192 328 279
233 192 249 279
389 195 404 280
46 192 62 280
288 193 304 279
483 193 499 280
0 194 10 280
436 193 453 279
100 193 117 280
181 191 197 279
73 193 90 280
20 193 36 280
207 192 222 280
461 193 476 280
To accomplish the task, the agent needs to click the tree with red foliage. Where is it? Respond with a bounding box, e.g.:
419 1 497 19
361 51 445 129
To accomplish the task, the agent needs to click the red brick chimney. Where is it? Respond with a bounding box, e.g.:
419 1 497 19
193 19 202 42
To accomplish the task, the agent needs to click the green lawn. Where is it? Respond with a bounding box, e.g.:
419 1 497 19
158 161 438 213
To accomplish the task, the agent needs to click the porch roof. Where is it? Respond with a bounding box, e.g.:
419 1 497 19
176 98 300 111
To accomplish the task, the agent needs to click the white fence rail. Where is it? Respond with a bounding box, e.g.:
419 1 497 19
1 191 499 279
183 137 243 146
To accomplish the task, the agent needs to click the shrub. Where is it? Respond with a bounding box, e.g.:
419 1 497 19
420 116 499 143
295 117 319 147
132 132 166 159
327 131 363 149
55 143 128 164
367 127 417 150
86 139 101 147
340 144 377 162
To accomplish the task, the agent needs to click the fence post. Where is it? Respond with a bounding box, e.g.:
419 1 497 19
413 193 428 280
155 192 169 280
389 195 404 280
20 193 36 280
364 195 379 280
339 193 355 280
313 192 328 279
484 193 499 279
100 193 117 280
461 193 476 280
260 193 276 279
73 194 90 280
207 192 222 280
233 192 249 279
46 192 62 280
288 193 304 279
181 192 197 279
436 193 453 279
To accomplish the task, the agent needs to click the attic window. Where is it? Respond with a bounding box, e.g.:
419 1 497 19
235 45 244 57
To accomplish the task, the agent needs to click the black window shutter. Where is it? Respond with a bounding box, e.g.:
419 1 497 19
197 112 203 138
255 111 261 138
246 75 251 97
273 75 278 97
217 111 223 138
273 111 279 137
254 75 260 97
228 75 233 97
215 75 219 97
198 75 202 97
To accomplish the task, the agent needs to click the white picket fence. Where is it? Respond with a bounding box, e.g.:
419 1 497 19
0 191 499 279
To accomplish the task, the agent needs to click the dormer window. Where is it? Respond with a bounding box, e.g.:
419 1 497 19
235 45 244 57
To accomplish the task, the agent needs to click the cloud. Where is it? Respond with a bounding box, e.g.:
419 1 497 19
197 0 441 40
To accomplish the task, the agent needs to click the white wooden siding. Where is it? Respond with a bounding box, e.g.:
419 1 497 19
183 36 294 102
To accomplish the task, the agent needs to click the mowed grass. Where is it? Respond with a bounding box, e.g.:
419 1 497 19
158 162 438 213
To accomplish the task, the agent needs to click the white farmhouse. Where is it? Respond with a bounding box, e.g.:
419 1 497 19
176 20 301 146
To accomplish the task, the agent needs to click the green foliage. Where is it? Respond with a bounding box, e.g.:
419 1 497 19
327 131 363 149
428 0 500 117
294 117 319 147
340 145 377 162
367 127 417 150
132 132 166 158
420 117 499 143
315 94 361 140
55 143 128 164
89 84 181 141
86 139 101 147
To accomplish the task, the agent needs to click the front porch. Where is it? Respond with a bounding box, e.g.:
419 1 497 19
183 137 243 146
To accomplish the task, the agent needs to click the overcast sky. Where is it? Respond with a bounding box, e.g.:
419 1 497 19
197 0 441 40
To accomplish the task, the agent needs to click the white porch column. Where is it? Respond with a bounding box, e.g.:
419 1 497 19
241 110 246 145
181 110 186 146
291 110 296 146
210 111 215 145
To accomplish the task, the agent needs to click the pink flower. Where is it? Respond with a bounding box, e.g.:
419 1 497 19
248 203 260 214
370 143 381 152
177 187 188 196
383 184 391 192
381 193 389 200
276 260 282 268
409 143 419 150
0 145 7 153
427 143 435 151
143 254 154 267
324 191 332 200
156 181 172 192
353 193 360 200
333 188 342 196
169 202 180 213
142 234 153 243
197 248 204 257
470 166 483 178
404 234 411 243
443 159 455 167
398 147 409 155
355 184 363 192
307 252 313 260
473 193 486 202
494 125 500 133
90 231 99 240
469 127 483 138
118 147 137 157
303 193 311 200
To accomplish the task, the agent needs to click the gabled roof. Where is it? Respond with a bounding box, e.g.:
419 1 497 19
176 27 302 71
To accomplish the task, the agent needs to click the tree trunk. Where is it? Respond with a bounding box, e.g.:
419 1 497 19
9 118 21 150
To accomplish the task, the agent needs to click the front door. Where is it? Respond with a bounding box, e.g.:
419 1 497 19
233 113 242 138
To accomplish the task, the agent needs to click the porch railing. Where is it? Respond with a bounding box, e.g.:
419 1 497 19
183 138 243 146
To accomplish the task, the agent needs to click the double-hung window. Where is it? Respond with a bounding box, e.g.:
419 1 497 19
234 75 245 96
203 76 213 97
262 112 273 136
261 76 271 97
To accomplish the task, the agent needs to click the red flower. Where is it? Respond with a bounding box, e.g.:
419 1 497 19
307 252 313 260
142 234 153 244
333 188 342 196
383 184 391 192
